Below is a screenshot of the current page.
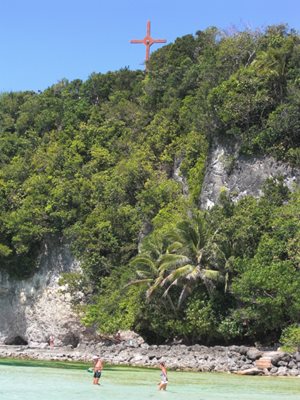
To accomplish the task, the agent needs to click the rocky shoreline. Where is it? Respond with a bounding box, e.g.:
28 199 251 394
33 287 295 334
1 342 299 377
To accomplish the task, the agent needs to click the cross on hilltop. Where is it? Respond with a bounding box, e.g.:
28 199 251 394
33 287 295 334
130 21 167 68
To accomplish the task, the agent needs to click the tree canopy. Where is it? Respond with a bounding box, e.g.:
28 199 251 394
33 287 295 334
0 25 299 345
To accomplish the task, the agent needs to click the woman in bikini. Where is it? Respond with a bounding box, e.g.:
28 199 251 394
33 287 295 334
158 362 168 391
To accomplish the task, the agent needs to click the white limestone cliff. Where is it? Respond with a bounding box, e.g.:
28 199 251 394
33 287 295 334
0 237 88 346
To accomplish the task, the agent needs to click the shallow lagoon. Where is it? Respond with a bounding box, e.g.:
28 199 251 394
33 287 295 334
0 361 300 400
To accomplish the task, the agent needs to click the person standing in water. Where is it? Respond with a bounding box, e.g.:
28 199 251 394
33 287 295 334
49 335 54 349
158 362 168 391
92 355 103 385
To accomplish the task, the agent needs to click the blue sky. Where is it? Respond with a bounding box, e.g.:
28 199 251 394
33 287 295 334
0 0 299 92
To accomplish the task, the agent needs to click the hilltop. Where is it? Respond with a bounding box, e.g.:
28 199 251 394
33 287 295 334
0 24 299 348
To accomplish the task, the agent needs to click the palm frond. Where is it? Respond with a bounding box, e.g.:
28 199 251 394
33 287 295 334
161 264 197 285
167 241 184 253
124 278 153 288
177 221 198 246
130 256 158 275
201 268 223 281
185 265 202 281
178 284 193 307
136 269 151 278
224 271 229 293
146 275 164 298
162 279 179 298
159 254 190 272
130 255 153 267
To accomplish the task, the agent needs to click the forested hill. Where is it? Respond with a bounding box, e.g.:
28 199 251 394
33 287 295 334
0 25 299 346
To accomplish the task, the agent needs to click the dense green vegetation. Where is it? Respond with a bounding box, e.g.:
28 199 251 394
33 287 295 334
280 324 300 352
0 24 299 345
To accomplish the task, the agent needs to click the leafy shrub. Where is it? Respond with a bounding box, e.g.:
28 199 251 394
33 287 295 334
280 324 300 352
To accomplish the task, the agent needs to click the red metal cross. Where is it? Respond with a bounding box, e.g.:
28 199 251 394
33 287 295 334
130 21 167 65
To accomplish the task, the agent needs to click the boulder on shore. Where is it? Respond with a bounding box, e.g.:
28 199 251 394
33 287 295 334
234 368 262 376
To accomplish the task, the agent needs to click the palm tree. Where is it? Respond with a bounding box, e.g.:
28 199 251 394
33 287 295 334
128 212 224 310
252 43 293 101
126 233 178 313
155 212 223 307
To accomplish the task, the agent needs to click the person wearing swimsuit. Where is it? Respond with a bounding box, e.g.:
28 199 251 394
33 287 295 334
92 356 103 385
158 362 168 391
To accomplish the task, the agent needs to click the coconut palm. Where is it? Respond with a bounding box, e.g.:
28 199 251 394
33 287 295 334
126 233 178 313
155 212 224 307
128 212 224 310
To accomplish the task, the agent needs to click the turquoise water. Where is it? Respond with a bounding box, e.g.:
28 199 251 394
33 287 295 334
0 364 300 400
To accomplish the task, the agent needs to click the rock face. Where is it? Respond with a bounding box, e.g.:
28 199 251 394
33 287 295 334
200 139 300 209
173 157 189 196
0 238 87 346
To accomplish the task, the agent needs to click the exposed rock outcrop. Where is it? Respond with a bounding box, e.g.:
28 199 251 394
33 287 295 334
173 157 189 196
200 139 300 209
0 238 89 346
